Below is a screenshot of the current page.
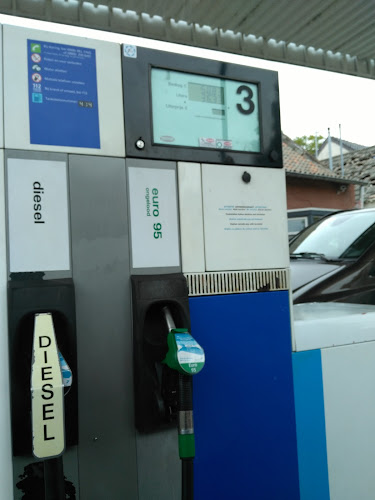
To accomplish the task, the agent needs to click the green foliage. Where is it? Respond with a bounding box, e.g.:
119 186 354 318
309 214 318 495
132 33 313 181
294 134 324 156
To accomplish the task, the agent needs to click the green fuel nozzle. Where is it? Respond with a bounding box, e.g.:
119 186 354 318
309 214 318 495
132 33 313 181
162 306 205 460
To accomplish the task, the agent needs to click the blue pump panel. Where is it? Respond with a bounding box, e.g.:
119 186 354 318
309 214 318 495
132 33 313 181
292 350 330 500
189 291 300 500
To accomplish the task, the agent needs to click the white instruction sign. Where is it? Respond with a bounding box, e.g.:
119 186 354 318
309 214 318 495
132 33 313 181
128 166 180 268
7 158 70 272
202 164 289 271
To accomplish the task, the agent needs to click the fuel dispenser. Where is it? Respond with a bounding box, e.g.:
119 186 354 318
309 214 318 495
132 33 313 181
122 47 300 499
0 21 300 500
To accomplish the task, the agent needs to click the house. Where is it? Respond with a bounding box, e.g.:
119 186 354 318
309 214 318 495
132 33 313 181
321 145 375 208
317 137 366 161
282 135 367 237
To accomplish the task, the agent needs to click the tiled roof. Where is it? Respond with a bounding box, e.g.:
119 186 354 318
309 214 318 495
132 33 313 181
282 135 362 184
318 136 366 155
321 145 375 203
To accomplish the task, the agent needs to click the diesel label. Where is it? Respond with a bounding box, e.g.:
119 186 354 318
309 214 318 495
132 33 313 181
33 181 45 224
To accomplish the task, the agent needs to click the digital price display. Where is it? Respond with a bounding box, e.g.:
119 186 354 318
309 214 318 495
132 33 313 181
151 69 260 153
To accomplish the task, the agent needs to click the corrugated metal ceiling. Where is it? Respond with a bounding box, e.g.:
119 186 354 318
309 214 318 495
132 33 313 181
1 0 375 78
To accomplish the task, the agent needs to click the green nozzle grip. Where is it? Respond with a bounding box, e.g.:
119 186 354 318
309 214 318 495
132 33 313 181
163 330 205 375
179 434 195 459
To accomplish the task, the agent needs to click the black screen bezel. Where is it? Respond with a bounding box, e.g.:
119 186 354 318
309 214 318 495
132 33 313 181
122 47 283 168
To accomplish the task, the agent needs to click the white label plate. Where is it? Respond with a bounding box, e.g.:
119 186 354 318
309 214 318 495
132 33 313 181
128 166 180 269
7 158 70 272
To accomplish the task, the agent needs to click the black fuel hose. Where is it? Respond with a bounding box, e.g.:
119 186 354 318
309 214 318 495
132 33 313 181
179 374 194 500
44 457 65 500
182 458 194 500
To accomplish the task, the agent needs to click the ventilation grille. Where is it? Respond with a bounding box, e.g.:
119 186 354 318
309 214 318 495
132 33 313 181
185 269 289 296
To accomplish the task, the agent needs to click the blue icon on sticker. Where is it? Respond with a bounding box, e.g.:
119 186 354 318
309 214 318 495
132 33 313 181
124 45 137 58
58 351 73 388
32 93 43 103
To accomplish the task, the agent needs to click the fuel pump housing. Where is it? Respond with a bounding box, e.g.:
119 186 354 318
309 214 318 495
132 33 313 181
131 273 191 433
7 277 77 455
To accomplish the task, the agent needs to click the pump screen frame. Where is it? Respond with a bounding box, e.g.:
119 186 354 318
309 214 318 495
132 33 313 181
122 47 283 168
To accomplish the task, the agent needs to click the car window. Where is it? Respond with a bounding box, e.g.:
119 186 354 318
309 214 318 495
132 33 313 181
290 211 375 259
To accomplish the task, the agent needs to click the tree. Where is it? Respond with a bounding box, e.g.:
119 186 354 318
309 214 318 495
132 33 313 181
293 134 324 156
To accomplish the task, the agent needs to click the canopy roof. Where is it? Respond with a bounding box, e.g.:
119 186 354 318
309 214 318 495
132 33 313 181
1 0 375 78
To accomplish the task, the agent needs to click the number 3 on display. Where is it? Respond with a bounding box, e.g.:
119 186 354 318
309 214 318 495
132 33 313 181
236 85 255 115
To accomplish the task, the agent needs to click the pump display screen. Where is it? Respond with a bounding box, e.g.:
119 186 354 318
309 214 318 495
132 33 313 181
151 68 261 152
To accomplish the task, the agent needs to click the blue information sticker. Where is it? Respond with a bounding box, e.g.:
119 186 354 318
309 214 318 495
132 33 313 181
27 39 100 148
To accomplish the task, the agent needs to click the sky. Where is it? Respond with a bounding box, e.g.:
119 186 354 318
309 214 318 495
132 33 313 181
1 13 374 147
